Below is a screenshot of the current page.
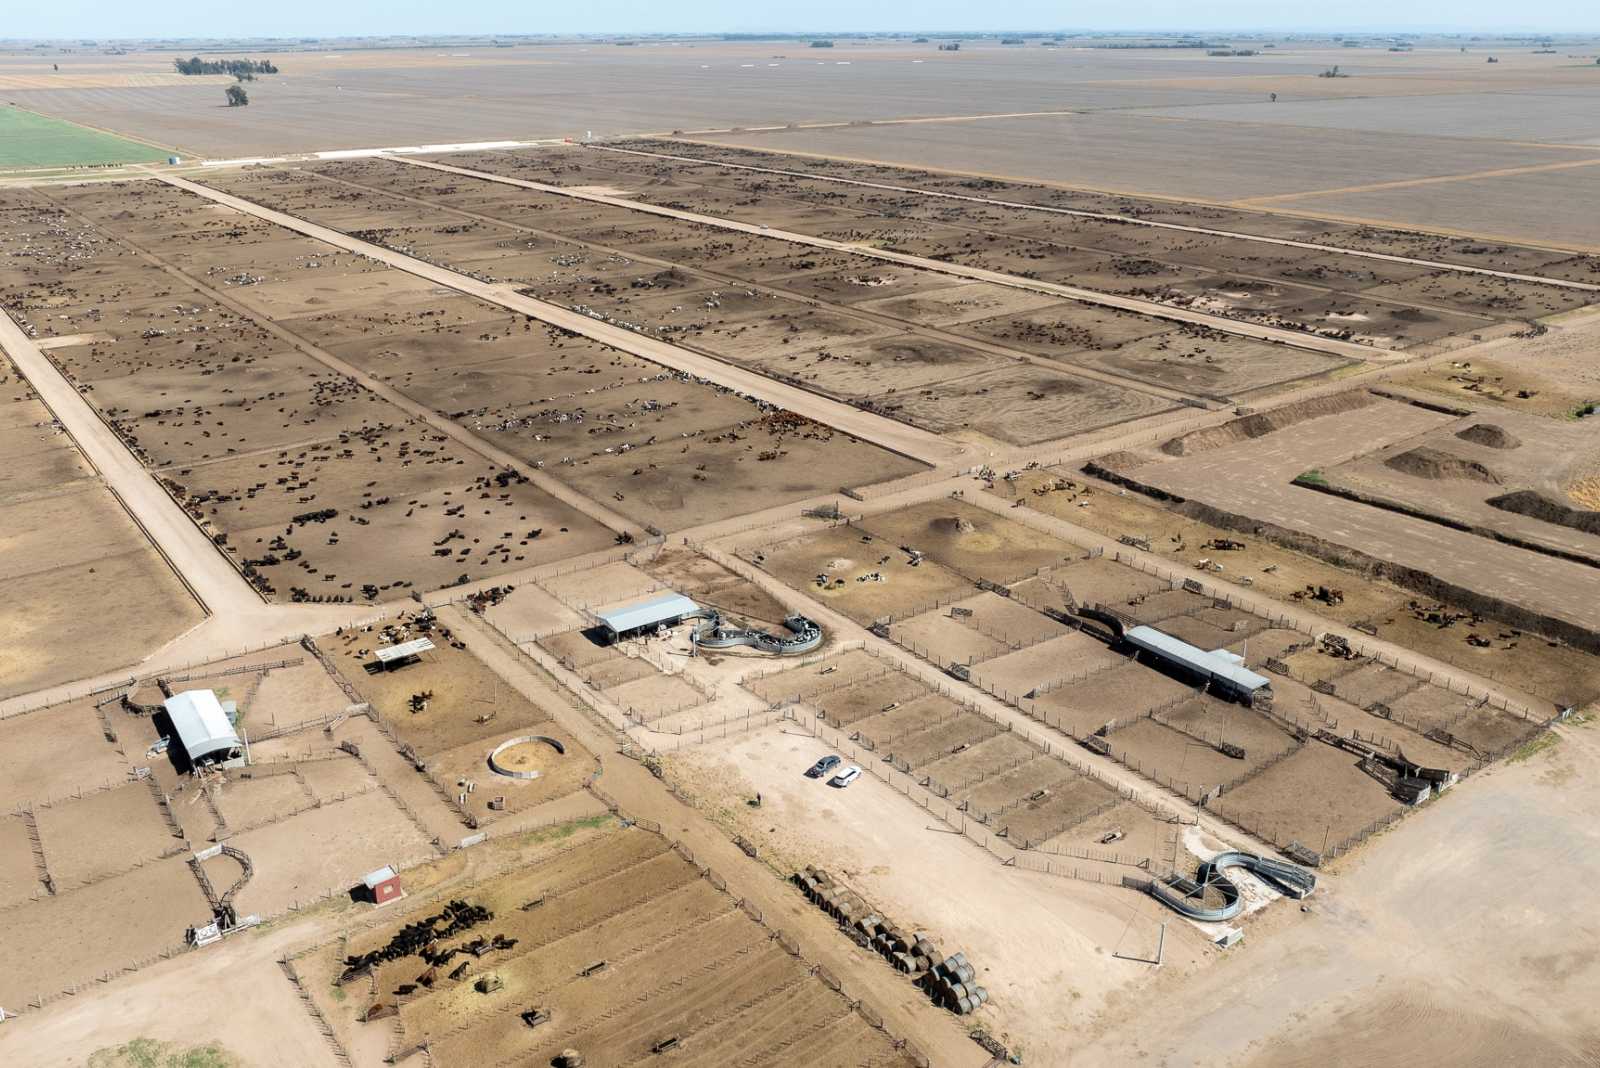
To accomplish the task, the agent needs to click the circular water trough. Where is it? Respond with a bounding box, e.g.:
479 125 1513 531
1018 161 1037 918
487 735 567 780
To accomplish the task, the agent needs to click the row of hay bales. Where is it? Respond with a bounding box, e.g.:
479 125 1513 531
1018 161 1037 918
792 866 991 1016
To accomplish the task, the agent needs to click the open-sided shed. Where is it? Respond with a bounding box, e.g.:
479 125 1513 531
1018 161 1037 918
596 592 699 642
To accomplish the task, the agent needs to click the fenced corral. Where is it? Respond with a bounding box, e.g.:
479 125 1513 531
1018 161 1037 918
362 705 478 830
959 483 1547 721
281 812 926 1068
633 705 797 751
736 639 868 686
697 492 1552 881
846 464 967 501
786 704 1171 888
280 956 357 1067
1103 549 1543 720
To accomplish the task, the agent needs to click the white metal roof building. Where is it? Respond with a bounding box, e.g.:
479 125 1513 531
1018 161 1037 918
162 689 244 766
1123 626 1272 699
597 592 700 641
373 636 435 670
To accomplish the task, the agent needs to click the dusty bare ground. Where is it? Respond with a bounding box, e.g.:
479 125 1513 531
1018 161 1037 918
661 723 1213 1063
1070 721 1600 1067
0 697 134 810
0 857 211 1009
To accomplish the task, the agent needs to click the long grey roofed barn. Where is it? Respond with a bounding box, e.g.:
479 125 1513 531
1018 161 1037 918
1123 625 1271 699
162 689 244 765
597 591 700 641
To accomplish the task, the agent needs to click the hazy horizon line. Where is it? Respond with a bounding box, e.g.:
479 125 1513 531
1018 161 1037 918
5 26 1600 43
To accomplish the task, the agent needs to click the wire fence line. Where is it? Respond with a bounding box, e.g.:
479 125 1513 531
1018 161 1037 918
1105 549 1544 721
788 708 1159 888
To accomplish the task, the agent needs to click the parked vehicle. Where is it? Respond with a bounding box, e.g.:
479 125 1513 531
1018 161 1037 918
806 754 842 779
829 765 862 788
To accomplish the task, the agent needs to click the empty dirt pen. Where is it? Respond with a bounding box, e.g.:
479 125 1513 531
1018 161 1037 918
301 820 921 1067
0 697 135 811
749 652 1184 863
538 628 712 725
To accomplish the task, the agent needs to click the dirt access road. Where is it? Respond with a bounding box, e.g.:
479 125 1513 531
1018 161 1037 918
0 913 343 1068
155 174 971 472
597 142 1600 293
394 155 1398 364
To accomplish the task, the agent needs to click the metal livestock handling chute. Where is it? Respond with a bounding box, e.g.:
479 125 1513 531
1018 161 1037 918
597 588 823 655
1147 852 1317 922
690 610 823 655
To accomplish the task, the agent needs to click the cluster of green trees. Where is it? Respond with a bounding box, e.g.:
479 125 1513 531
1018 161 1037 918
225 84 249 107
172 56 278 77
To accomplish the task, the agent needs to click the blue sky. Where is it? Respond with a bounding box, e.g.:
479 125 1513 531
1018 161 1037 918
8 2 1599 40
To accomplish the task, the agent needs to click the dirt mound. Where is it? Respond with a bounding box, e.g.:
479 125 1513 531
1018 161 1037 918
1094 450 1155 471
930 515 977 535
1488 490 1600 535
1161 392 1378 456
1384 448 1502 484
1455 423 1521 449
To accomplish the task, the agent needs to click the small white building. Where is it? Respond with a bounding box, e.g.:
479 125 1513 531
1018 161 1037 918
163 689 244 768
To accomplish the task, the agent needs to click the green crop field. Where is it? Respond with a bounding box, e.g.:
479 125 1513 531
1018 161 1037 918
0 107 170 168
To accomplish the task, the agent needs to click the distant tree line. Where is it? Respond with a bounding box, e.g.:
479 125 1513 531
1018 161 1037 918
173 56 278 77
